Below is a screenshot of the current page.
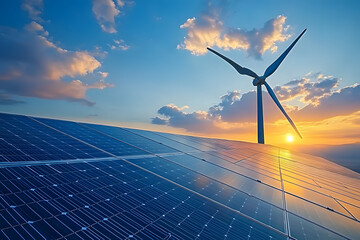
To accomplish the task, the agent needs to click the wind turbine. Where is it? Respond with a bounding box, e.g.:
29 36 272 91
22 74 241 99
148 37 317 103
207 29 306 144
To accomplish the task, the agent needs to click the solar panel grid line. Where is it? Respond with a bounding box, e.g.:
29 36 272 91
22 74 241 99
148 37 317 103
200 151 281 181
57 179 174 239
1 163 170 238
333 197 358 220
127 129 284 185
153 132 217 150
278 150 359 177
130 130 283 188
0 137 37 162
237 159 281 175
200 151 280 180
285 174 360 206
170 153 282 191
79 122 192 161
0 113 109 162
0 157 119 169
283 187 355 220
124 129 360 236
80 123 185 155
234 161 281 180
185 151 282 186
129 156 289 234
114 157 291 239
278 154 359 181
127 154 284 209
5 117 56 159
282 176 360 212
28 116 117 159
312 179 322 188
281 166 359 195
339 201 360 222
280 161 347 183
133 129 240 158
278 149 291 237
285 207 354 240
149 131 244 162
246 148 357 182
127 193 194 238
79 122 285 204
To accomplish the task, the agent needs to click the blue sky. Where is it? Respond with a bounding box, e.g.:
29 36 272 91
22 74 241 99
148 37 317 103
1 0 360 146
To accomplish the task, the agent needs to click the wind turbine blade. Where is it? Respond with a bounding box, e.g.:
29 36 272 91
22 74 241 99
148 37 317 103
263 29 307 78
207 47 259 79
264 82 302 139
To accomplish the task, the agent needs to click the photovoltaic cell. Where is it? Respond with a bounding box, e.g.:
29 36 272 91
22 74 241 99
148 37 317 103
0 113 359 240
125 155 286 232
81 123 180 155
0 113 108 162
0 160 287 239
125 128 200 153
33 117 147 157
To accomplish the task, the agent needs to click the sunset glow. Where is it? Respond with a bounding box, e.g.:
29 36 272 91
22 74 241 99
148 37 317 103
0 0 359 151
286 134 294 143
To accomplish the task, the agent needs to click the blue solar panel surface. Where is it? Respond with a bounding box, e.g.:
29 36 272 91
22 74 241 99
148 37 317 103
0 113 359 239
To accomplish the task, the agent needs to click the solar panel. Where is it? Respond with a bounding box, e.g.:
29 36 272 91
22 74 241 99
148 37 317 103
81 123 181 155
33 117 148 157
0 160 287 239
0 113 108 162
0 113 359 239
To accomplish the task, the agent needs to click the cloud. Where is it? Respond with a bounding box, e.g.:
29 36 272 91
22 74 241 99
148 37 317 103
295 84 360 121
151 116 168 125
109 39 130 50
152 104 221 133
21 0 43 20
274 73 340 104
208 90 283 123
91 0 132 33
0 94 25 105
0 25 113 105
152 73 360 134
25 21 48 36
177 5 290 58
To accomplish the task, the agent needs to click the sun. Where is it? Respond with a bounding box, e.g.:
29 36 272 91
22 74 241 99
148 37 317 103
286 134 294 143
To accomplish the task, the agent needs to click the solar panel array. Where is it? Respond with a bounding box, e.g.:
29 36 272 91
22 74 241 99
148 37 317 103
0 112 359 239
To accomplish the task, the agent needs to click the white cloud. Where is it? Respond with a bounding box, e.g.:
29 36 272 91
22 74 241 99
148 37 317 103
91 0 132 34
109 39 130 50
178 6 290 58
21 0 43 20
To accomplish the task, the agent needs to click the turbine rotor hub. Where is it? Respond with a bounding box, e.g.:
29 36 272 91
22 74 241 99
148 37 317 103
252 76 266 86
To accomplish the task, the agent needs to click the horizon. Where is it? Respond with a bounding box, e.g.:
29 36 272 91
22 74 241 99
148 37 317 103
1 0 360 150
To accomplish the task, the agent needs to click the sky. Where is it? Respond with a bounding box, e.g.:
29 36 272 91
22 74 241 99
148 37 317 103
1 0 360 148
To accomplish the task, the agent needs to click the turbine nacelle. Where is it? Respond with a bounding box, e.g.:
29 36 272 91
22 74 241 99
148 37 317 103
252 76 266 86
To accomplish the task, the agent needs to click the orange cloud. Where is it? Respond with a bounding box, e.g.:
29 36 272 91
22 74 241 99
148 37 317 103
152 73 360 145
0 24 113 106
